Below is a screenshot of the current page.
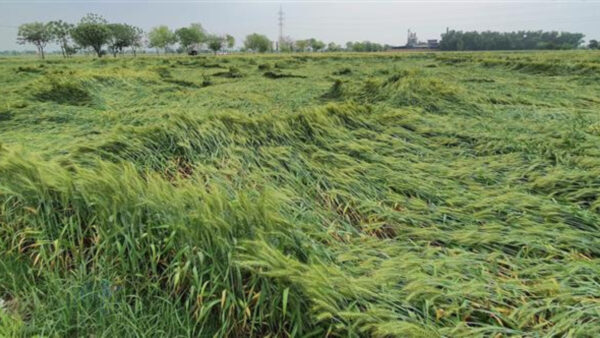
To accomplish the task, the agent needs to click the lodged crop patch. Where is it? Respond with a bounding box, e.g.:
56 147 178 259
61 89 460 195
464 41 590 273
1 51 600 337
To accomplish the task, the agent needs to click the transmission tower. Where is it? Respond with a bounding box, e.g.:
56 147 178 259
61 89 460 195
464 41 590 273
278 5 284 51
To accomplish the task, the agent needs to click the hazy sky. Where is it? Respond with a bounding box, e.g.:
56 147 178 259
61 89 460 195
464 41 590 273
1 0 599 50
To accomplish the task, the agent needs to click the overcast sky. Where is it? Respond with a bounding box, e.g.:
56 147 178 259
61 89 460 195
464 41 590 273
0 0 598 50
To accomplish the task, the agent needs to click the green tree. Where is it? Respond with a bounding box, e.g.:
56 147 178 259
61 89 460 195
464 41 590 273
589 40 599 49
295 39 309 52
130 26 144 56
278 36 294 52
48 20 75 58
16 22 52 59
107 23 142 57
71 13 111 57
344 41 383 52
175 23 205 53
327 42 341 52
440 29 585 51
243 33 271 53
309 38 325 52
206 35 225 54
225 34 235 49
148 25 177 54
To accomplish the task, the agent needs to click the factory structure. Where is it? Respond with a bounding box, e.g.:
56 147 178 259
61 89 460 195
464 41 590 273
390 29 439 50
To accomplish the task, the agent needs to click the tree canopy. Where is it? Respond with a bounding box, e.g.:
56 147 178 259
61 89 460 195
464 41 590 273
206 35 225 54
327 42 342 52
295 39 309 52
440 30 585 51
107 23 142 57
244 33 271 53
345 41 385 52
48 20 75 58
225 34 235 49
148 25 177 54
175 23 206 52
70 13 112 57
309 38 325 52
17 22 52 59
279 36 294 52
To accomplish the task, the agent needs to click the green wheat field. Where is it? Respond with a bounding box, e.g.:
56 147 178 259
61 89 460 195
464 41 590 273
1 51 600 337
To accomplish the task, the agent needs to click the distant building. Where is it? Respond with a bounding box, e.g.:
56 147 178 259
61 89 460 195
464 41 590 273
407 29 418 47
389 30 439 50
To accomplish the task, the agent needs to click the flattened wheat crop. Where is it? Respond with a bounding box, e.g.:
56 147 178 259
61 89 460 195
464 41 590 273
1 51 600 337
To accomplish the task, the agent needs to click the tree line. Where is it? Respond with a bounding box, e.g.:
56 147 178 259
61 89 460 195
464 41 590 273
16 13 394 58
17 13 239 59
17 14 596 58
439 30 586 51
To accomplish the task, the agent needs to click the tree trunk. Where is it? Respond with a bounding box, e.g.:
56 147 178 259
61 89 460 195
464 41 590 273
62 39 67 58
